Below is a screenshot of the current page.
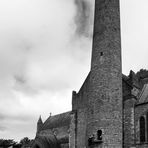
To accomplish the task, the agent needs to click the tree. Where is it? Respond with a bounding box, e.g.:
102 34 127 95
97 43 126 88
0 139 16 148
20 137 31 148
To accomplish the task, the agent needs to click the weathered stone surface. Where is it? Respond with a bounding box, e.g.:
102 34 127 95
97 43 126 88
33 0 148 148
87 0 122 147
123 98 136 148
135 104 148 145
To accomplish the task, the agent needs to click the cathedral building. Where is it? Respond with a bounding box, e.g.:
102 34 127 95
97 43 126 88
32 0 148 148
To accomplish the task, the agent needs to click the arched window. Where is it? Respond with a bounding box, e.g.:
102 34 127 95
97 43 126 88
147 112 148 142
140 116 146 143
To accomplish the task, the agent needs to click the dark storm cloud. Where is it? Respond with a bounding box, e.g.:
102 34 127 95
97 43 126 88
74 0 94 38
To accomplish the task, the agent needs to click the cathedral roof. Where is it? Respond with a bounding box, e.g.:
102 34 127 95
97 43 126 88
41 111 72 130
137 84 148 105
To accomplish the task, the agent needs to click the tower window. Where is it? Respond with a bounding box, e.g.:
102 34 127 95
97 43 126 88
97 130 102 141
100 52 103 56
140 116 146 143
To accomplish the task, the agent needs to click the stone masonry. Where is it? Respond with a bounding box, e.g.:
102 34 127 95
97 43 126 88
87 0 122 147
32 1 148 148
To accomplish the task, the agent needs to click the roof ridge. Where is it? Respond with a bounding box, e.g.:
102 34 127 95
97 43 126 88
41 111 72 130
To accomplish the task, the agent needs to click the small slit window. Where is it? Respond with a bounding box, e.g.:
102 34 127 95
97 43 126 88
100 52 103 56
97 130 102 140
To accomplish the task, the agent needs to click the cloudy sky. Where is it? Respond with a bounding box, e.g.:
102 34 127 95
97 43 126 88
0 0 148 141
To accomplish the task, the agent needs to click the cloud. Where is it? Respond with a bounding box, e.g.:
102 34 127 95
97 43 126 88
74 0 94 38
0 113 5 121
120 0 148 74
0 126 6 132
0 0 94 141
0 0 148 142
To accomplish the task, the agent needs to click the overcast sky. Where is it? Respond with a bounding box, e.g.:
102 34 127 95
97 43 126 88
0 0 148 141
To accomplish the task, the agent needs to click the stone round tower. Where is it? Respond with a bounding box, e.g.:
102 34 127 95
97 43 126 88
87 0 123 147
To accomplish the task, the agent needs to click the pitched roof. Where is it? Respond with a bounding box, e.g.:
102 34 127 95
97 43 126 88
137 84 148 104
41 111 72 130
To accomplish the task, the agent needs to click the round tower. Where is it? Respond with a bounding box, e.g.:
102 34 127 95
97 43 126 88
87 0 122 147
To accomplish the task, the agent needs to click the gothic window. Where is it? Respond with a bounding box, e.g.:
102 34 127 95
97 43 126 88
140 116 146 143
147 112 148 142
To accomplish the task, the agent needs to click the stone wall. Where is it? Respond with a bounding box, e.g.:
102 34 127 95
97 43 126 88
76 108 87 148
72 0 123 147
69 112 76 148
135 103 148 146
61 144 69 148
87 0 122 147
123 98 136 148
72 72 90 147
72 72 90 111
